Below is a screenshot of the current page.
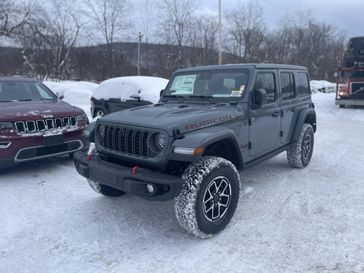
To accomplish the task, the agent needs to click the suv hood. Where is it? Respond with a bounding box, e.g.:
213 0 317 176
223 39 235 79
0 100 84 122
101 103 244 135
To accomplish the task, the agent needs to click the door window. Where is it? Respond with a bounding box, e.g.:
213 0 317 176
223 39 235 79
254 73 276 104
280 72 295 100
297 72 310 96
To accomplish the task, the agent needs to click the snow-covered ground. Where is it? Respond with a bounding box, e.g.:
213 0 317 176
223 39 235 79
0 92 363 273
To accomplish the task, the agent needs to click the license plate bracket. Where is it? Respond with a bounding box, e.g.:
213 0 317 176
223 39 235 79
43 134 64 147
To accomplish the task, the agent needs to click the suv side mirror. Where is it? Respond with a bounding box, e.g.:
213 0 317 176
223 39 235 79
160 89 165 97
252 89 267 109
56 91 64 100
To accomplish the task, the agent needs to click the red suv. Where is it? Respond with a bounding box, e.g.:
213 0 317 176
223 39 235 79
0 77 89 169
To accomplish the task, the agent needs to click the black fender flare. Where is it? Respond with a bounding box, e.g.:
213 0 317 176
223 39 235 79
172 126 244 169
291 108 316 142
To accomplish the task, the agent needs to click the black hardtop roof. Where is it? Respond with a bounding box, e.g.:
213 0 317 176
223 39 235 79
0 76 38 82
175 63 308 73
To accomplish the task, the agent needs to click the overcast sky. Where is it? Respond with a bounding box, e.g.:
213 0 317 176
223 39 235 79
199 0 361 36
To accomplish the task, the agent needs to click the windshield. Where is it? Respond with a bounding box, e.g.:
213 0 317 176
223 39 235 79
0 81 57 102
164 69 250 100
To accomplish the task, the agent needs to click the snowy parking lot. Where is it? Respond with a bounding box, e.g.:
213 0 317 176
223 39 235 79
0 93 363 273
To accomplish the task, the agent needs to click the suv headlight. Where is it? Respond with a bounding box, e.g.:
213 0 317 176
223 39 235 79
0 122 14 134
0 122 14 129
76 114 88 126
155 132 167 150
98 124 106 140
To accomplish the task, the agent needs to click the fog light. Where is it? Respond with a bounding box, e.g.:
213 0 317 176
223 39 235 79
146 184 155 193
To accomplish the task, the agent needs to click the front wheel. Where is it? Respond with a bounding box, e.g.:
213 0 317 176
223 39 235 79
175 156 240 239
287 123 314 168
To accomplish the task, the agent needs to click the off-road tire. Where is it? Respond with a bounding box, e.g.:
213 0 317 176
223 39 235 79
87 179 125 197
174 156 240 239
287 123 314 168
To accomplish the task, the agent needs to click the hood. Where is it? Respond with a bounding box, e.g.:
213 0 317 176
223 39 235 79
0 100 84 122
101 103 244 135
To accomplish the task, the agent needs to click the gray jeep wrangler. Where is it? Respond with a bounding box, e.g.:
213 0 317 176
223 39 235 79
74 64 316 238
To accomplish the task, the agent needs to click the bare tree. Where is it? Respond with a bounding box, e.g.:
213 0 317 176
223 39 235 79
83 0 132 78
226 0 266 62
158 0 197 68
0 0 31 37
18 0 82 80
189 15 219 66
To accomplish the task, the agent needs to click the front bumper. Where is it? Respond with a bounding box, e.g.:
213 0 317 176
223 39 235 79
0 130 89 168
73 152 183 201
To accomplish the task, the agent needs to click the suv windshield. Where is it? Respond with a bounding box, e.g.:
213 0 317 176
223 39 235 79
164 69 250 100
0 81 57 102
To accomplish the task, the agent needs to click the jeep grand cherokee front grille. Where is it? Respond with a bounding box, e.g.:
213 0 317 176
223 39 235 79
99 125 155 158
15 117 77 134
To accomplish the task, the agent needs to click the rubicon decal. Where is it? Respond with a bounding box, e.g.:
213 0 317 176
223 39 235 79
185 115 238 131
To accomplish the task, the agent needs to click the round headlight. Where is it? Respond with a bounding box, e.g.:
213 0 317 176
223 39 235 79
155 133 166 150
98 124 105 139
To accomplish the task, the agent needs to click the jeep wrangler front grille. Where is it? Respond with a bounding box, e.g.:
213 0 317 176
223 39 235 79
99 125 153 158
15 117 77 134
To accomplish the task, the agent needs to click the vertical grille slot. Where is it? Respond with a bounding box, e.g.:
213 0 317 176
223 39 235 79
26 121 36 132
63 117 69 127
37 120 46 131
15 122 26 133
55 118 62 128
70 117 76 126
46 119 54 130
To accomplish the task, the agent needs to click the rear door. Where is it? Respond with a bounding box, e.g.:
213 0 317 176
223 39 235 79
249 70 281 157
279 71 296 144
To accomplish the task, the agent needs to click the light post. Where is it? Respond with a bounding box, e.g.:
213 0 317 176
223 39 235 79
137 32 144 76
218 0 222 65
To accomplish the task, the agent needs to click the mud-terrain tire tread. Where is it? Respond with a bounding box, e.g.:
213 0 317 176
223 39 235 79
287 123 314 168
174 156 240 239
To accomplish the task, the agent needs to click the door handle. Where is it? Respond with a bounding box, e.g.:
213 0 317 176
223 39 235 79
272 111 279 117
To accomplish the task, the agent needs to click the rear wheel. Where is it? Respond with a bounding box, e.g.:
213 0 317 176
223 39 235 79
339 105 345 108
87 179 125 197
175 156 240 239
287 123 314 168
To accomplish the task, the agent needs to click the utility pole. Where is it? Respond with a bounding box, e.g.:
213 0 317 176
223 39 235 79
178 22 184 68
137 32 144 76
218 0 222 65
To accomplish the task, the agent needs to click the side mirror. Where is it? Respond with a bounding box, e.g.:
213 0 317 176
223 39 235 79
56 91 64 100
252 89 267 109
160 89 165 97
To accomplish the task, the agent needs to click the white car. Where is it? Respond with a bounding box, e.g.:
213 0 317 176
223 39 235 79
91 76 168 118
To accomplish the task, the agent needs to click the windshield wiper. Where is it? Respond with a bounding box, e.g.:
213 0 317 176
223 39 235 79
18 98 32 101
162 95 185 103
188 95 216 103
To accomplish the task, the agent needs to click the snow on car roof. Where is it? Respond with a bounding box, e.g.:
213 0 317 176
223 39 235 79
92 76 169 103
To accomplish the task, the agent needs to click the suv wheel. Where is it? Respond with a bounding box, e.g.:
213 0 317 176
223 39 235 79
174 156 240 239
87 179 125 197
287 123 314 168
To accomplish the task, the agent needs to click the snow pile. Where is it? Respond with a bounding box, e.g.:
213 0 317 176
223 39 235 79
310 80 336 93
44 81 98 118
92 76 168 103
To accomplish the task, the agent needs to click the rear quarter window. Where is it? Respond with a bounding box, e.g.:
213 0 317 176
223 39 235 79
296 72 310 96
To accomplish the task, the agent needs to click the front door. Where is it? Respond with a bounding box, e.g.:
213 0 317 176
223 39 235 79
249 71 281 157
